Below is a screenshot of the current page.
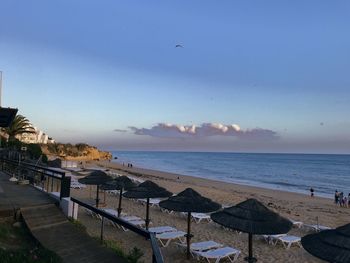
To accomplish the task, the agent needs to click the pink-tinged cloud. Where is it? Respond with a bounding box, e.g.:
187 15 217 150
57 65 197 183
128 123 278 140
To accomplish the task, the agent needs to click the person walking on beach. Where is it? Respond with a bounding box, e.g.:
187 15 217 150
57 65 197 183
335 190 339 205
310 187 314 197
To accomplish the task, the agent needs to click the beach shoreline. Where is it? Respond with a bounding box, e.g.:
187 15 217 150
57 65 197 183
97 160 330 201
89 160 349 227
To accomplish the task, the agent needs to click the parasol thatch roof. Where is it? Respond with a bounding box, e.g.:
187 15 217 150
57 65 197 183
159 188 221 213
78 170 112 185
302 223 350 263
105 176 137 190
211 198 292 235
123 180 172 199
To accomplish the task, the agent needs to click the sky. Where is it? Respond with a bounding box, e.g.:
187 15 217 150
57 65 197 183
0 1 350 153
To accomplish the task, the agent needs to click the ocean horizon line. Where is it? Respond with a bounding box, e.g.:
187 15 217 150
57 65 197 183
104 149 350 156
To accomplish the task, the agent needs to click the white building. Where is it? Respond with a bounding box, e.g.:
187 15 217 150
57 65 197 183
17 127 54 144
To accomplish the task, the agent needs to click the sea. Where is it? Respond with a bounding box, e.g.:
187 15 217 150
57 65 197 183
110 151 350 199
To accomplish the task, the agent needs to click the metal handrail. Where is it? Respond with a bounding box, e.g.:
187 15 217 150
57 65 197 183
71 197 164 263
0 158 70 199
2 158 65 178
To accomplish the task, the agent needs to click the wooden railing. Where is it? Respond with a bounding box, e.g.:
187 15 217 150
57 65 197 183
71 197 164 263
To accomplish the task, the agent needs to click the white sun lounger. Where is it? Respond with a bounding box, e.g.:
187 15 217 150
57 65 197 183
194 246 241 263
101 208 126 227
156 231 186 247
277 235 302 249
304 224 331 232
102 208 118 217
100 211 144 229
148 226 177 234
149 198 161 207
161 208 174 214
262 234 287 245
289 219 303 228
190 241 223 251
136 198 161 206
106 190 118 195
192 213 212 223
70 183 86 189
121 219 147 231
177 240 223 257
122 215 142 221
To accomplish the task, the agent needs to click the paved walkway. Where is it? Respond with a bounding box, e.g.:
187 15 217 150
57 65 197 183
0 172 126 263
0 172 57 217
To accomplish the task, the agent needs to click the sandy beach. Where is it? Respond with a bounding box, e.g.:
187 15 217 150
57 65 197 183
70 160 350 263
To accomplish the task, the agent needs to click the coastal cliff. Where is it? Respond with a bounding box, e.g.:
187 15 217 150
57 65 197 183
41 143 112 161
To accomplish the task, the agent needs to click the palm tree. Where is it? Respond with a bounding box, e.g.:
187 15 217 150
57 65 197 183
2 114 36 141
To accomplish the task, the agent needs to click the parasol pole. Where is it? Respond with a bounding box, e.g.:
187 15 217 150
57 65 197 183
245 233 256 263
117 188 123 217
186 212 193 259
96 185 100 208
145 197 150 230
249 233 252 261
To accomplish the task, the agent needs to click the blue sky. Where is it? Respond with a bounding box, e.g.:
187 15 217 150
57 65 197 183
1 1 350 153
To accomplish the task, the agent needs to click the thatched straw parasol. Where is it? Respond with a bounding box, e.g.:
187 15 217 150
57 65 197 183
78 170 112 208
302 223 350 263
123 180 172 229
211 199 292 263
105 176 137 217
159 188 221 259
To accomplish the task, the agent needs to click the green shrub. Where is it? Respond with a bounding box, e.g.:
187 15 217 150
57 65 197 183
101 239 144 263
127 247 144 263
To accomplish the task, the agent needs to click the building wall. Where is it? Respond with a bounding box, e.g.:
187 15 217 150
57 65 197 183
16 126 53 144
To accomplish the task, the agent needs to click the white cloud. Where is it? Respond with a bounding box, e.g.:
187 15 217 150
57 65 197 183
129 123 278 140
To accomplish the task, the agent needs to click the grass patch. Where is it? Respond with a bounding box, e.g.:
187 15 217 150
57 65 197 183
0 219 62 263
99 238 144 263
68 218 87 232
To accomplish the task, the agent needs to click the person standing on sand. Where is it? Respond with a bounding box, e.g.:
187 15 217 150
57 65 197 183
310 187 314 197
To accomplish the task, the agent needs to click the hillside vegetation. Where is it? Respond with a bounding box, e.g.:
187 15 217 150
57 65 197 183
41 143 112 161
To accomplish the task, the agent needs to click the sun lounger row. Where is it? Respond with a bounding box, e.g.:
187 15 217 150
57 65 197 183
137 198 162 207
179 212 212 223
70 176 87 189
262 234 302 249
101 208 149 230
70 182 87 189
303 224 331 232
84 208 148 231
149 226 240 262
179 239 240 262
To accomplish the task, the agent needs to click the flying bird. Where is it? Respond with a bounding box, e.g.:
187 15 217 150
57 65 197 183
175 44 184 48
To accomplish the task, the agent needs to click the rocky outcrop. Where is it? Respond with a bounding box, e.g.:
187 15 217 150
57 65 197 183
41 143 112 161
